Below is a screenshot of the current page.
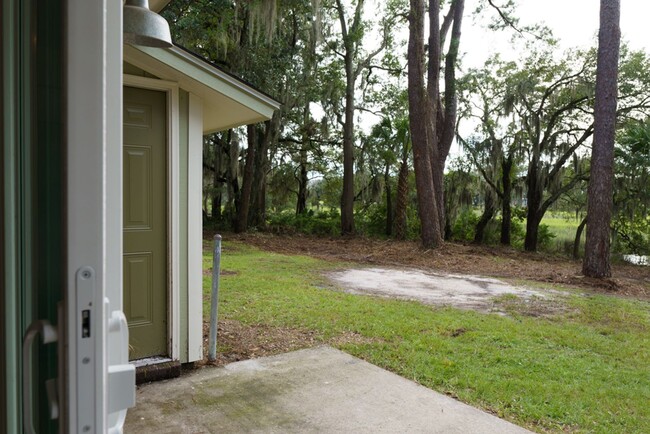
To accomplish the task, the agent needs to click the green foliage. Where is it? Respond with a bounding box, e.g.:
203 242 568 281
267 208 340 236
206 242 650 433
536 224 557 251
613 118 650 255
451 208 479 242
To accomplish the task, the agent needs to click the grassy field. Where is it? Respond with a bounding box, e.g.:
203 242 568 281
204 241 650 434
540 215 582 255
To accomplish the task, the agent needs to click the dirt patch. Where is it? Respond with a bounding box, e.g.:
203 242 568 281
198 320 319 367
328 267 560 314
203 268 238 276
226 233 649 300
197 320 376 368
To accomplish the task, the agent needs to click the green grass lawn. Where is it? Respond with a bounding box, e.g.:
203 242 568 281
203 241 650 434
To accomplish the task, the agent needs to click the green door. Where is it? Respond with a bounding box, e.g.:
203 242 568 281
123 86 168 360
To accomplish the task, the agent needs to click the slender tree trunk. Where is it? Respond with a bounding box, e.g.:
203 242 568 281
393 152 409 240
500 155 513 245
297 104 310 215
474 190 496 244
384 164 393 236
340 60 356 234
227 131 240 227
583 0 620 278
574 215 588 259
212 133 227 222
235 124 257 233
296 148 309 215
335 0 366 235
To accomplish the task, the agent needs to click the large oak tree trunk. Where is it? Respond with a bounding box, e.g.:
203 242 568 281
524 153 543 251
251 118 275 228
583 0 620 277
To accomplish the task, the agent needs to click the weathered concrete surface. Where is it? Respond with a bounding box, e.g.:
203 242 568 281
125 346 532 434
328 267 551 313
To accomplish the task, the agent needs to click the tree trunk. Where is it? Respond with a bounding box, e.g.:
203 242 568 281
296 147 309 215
227 131 240 227
433 0 464 232
297 104 310 215
583 0 620 278
574 215 588 259
340 59 356 235
500 155 513 245
384 164 393 236
393 153 409 240
524 213 541 252
474 190 496 244
212 133 227 222
524 157 543 251
251 118 274 228
408 0 442 248
235 124 257 233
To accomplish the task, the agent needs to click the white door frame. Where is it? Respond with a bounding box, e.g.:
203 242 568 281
123 74 181 361
66 0 116 432
66 1 134 432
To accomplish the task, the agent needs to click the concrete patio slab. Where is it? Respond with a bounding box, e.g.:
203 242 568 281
125 346 533 434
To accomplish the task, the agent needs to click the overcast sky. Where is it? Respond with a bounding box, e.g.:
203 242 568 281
462 0 649 68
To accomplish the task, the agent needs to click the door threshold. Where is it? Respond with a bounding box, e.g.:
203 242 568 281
131 356 181 384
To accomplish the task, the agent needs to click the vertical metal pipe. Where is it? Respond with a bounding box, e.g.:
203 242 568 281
208 234 222 362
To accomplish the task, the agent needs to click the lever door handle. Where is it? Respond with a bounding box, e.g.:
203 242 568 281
22 320 58 434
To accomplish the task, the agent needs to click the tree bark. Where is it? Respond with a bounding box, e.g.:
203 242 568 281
474 190 496 244
384 164 393 236
212 136 223 221
393 152 409 240
340 61 356 234
336 0 366 235
408 0 442 248
433 0 464 232
500 154 513 245
583 0 620 278
250 119 273 228
235 124 257 233
297 104 310 215
227 131 240 227
574 215 588 259
524 153 543 251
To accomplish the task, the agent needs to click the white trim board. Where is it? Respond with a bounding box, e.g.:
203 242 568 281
123 45 280 134
187 92 203 363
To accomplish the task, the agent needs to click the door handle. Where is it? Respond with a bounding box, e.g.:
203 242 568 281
22 320 58 434
107 307 136 434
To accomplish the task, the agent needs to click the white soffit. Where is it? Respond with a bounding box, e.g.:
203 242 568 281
123 45 280 133
150 0 171 13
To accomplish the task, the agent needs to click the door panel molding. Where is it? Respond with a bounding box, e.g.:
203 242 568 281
123 74 180 361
